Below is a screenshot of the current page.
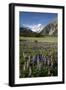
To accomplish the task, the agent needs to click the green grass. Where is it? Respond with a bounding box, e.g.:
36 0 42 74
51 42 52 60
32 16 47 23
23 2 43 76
20 36 57 43
19 36 58 78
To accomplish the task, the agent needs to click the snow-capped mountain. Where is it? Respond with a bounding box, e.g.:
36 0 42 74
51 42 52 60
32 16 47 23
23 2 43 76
22 24 44 33
20 18 58 37
30 24 44 33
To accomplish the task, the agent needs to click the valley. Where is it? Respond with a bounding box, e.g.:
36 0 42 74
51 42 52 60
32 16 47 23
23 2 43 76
19 17 58 78
20 36 57 43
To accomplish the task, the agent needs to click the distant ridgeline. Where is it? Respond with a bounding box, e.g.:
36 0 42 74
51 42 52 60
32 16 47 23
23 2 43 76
20 19 58 37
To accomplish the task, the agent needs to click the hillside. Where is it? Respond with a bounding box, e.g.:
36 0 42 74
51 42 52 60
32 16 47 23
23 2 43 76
20 27 37 37
40 19 58 36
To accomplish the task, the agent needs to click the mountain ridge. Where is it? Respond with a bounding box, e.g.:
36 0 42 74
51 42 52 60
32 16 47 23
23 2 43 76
20 18 58 37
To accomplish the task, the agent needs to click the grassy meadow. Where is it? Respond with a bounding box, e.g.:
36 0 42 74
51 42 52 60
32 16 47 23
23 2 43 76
19 36 58 78
20 36 57 43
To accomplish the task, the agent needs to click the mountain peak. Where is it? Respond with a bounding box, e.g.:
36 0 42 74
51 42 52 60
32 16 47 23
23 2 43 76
22 24 45 33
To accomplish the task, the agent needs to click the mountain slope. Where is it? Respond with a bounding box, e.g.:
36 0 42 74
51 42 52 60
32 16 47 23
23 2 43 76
40 19 58 36
20 27 37 37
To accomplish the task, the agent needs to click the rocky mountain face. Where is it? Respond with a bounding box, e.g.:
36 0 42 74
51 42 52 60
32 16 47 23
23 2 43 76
20 18 58 37
40 19 58 36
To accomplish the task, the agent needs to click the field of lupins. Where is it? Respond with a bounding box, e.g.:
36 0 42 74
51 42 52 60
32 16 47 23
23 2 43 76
19 38 58 78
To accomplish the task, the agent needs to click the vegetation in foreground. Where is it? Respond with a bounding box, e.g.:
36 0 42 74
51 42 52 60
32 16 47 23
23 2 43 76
19 37 58 78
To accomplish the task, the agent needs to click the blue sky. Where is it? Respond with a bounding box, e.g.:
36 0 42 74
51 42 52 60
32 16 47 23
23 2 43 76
19 12 57 28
